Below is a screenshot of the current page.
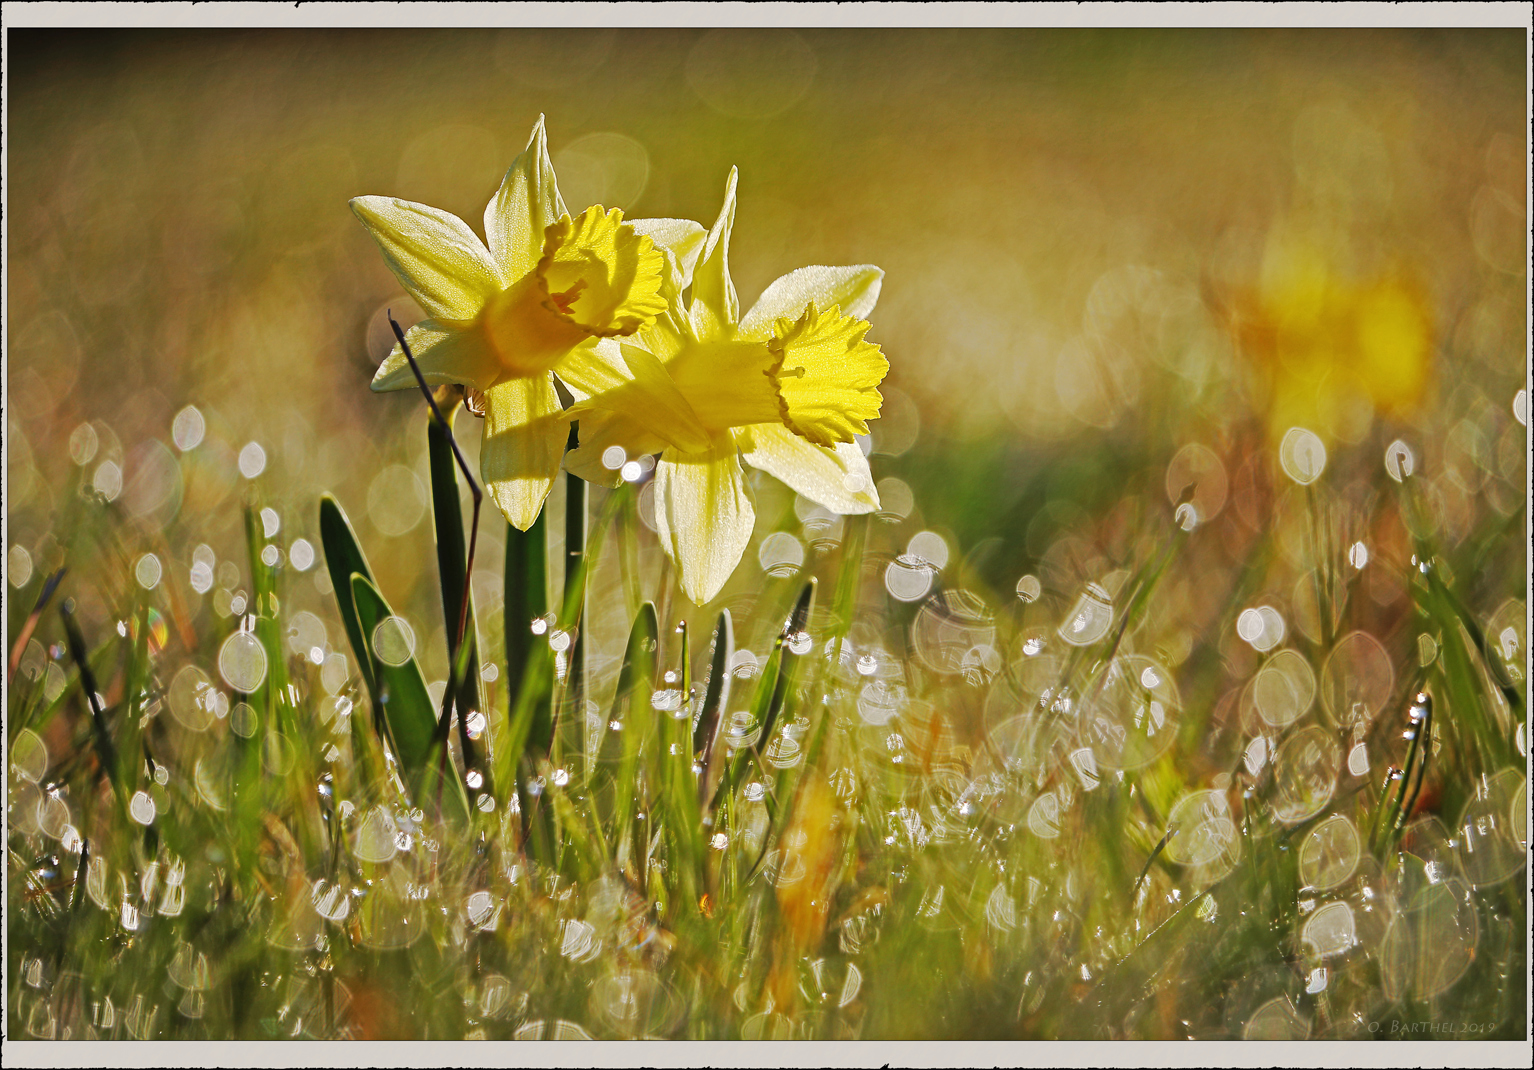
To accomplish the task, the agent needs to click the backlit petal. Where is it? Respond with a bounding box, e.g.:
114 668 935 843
689 168 740 338
350 196 501 321
370 321 502 394
484 116 567 283
736 422 880 514
558 341 712 453
537 206 668 337
767 302 889 447
626 217 708 297
740 265 884 340
480 375 568 531
654 441 755 606
564 411 667 487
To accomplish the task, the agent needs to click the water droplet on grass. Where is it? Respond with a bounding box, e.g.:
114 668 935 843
9 545 34 588
354 805 399 863
1279 427 1326 485
1270 726 1340 824
229 702 258 738
1319 631 1393 729
884 559 932 602
93 461 123 500
758 531 804 575
1299 815 1360 890
370 616 416 667
1165 790 1238 867
218 631 268 692
172 406 205 451
1059 586 1113 646
288 538 315 571
1014 574 1041 603
1384 439 1415 481
129 791 156 826
1253 649 1315 727
70 422 99 465
238 442 266 479
12 729 48 783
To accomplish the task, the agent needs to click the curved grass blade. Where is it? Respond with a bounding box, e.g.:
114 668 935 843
427 400 485 791
319 494 378 699
713 580 816 814
59 598 119 797
606 602 659 870
564 450 589 712
658 621 703 918
8 567 66 677
802 514 867 772
504 511 552 757
243 501 291 731
696 609 733 808
350 574 470 824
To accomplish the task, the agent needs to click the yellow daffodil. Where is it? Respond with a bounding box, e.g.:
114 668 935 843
352 117 703 530
563 169 889 605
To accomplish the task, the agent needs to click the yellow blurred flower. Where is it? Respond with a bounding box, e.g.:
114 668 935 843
352 117 692 530
564 169 889 604
1230 228 1434 442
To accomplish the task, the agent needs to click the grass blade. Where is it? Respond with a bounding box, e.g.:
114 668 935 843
564 453 588 713
504 511 553 759
319 494 379 699
59 599 118 798
243 500 291 730
427 401 485 791
604 602 659 871
696 609 734 807
349 574 469 824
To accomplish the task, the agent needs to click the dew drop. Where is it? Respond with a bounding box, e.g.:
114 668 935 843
370 616 416 667
353 805 399 863
218 631 268 692
906 531 949 570
1279 427 1326 485
171 406 205 451
288 539 315 571
129 790 156 825
1384 439 1415 482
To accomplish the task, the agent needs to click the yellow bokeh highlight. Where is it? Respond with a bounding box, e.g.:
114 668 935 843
1232 229 1434 443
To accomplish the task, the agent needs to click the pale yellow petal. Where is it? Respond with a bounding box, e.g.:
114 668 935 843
537 206 668 337
767 302 888 447
350 196 501 321
625 217 708 296
564 411 668 487
689 168 740 338
370 321 502 394
480 375 568 531
653 441 755 606
557 341 712 454
484 115 567 282
735 423 880 514
739 265 885 340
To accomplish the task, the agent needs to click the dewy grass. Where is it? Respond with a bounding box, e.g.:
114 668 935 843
7 126 1529 1047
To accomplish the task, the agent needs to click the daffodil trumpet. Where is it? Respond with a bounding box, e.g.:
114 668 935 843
563 168 890 605
352 116 705 531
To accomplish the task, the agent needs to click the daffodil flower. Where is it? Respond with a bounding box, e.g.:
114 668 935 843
351 117 704 530
564 169 889 605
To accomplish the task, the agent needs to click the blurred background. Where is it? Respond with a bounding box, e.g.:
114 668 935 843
6 28 1528 684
